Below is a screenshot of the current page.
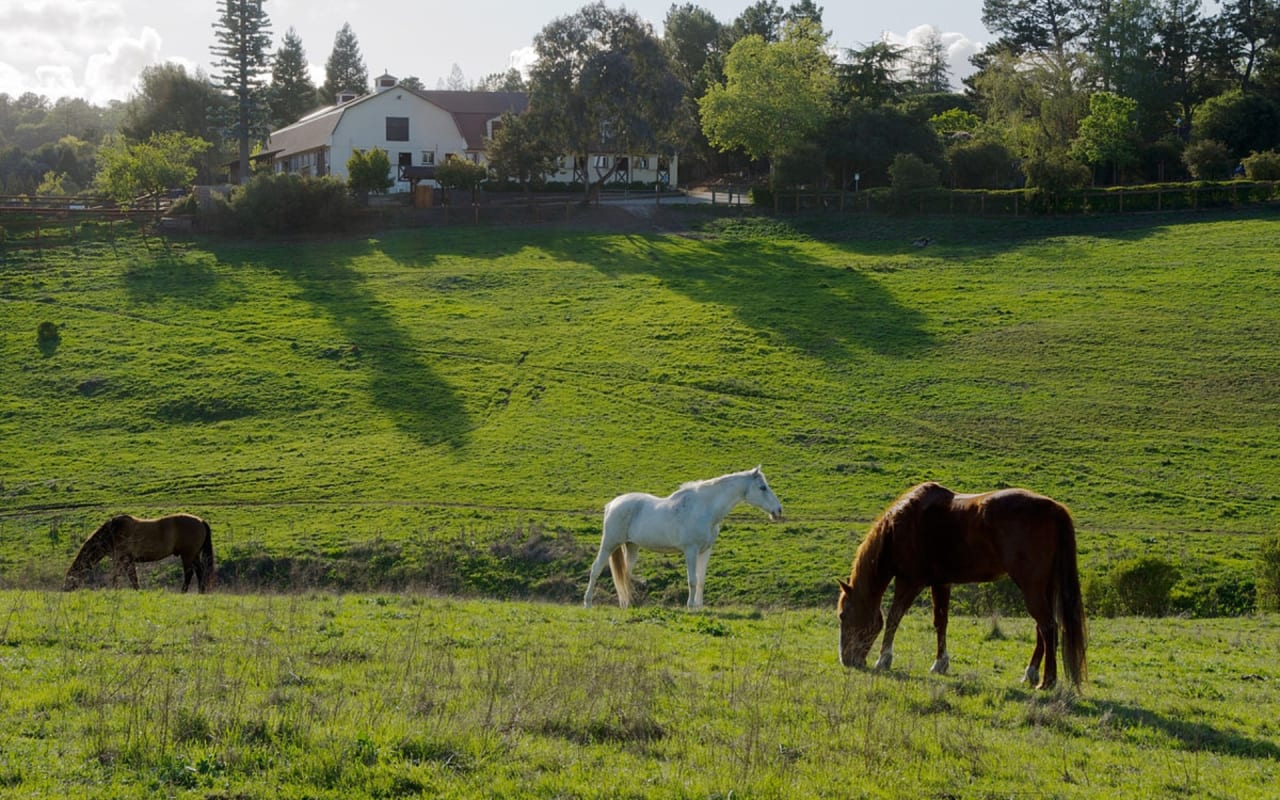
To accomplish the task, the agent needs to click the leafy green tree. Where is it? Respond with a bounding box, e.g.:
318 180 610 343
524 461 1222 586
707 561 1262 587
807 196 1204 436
1193 89 1280 158
1217 0 1280 91
947 138 1019 188
211 0 273 185
346 147 392 199
1180 138 1235 178
823 102 944 188
474 69 527 92
528 2 682 200
1241 148 1280 178
699 20 835 174
1071 91 1140 183
269 27 318 128
907 27 954 93
930 108 982 136
728 0 785 42
94 132 210 208
663 4 729 179
322 22 369 103
435 157 489 204
836 41 911 107
1150 0 1223 137
889 152 942 195
968 46 1090 161
485 111 560 195
981 0 1096 56
120 63 228 183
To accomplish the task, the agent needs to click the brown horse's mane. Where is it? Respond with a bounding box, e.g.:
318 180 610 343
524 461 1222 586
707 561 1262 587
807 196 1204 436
848 482 954 588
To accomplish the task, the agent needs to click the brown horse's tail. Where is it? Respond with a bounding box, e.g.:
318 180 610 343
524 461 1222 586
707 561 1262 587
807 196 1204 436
200 520 216 590
1054 507 1087 688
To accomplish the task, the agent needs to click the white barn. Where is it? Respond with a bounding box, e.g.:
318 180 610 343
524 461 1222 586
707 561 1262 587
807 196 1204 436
264 74 678 191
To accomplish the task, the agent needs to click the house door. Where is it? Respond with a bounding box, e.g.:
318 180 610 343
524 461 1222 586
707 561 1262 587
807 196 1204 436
317 150 327 176
398 152 412 182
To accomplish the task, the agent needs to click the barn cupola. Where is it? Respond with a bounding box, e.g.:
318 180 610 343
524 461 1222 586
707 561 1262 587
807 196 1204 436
376 72 397 93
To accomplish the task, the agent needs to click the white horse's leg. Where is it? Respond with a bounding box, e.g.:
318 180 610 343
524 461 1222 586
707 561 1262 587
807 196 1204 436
684 547 702 609
584 545 613 607
693 548 712 609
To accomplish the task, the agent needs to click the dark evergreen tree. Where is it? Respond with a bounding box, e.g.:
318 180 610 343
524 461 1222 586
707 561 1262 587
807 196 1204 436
321 22 370 103
211 0 273 184
269 27 317 128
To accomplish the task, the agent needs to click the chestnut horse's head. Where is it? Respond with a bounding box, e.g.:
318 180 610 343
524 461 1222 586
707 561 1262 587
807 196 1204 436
837 579 883 668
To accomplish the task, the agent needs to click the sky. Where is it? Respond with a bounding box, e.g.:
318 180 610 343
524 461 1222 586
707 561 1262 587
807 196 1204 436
0 0 990 107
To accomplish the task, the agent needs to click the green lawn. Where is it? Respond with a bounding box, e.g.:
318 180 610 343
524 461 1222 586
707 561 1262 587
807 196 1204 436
1 209 1278 608
0 589 1275 798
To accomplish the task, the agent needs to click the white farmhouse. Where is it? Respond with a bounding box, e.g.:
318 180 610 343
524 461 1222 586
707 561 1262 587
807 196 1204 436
264 74 677 192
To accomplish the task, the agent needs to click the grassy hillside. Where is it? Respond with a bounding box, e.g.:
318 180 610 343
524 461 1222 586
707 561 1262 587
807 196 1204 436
2 209 1278 606
1 589 1276 798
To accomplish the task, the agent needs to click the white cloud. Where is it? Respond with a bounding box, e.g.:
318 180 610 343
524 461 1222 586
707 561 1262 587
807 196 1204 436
83 26 163 103
883 24 984 90
508 45 537 77
0 0 165 103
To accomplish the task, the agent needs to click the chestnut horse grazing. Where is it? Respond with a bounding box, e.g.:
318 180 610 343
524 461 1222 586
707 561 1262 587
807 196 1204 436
837 482 1086 690
63 513 215 593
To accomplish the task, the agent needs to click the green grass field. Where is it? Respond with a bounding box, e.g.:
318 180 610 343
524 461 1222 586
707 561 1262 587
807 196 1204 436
1 589 1276 798
3 209 1277 606
2 208 1279 797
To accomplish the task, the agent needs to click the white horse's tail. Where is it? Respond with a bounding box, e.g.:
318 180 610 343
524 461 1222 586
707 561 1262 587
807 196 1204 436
609 545 633 608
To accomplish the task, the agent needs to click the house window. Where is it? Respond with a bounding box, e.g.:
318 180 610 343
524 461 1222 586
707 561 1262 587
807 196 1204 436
594 155 611 168
421 151 435 165
386 116 409 141
634 156 649 170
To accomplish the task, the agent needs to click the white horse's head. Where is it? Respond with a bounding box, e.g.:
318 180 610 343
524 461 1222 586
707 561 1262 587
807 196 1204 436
744 466 784 521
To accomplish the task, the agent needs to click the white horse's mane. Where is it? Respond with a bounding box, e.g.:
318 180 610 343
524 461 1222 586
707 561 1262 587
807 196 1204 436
677 467 759 492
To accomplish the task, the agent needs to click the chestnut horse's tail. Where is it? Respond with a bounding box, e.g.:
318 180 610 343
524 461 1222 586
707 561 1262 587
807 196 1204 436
1054 507 1087 688
200 520 216 590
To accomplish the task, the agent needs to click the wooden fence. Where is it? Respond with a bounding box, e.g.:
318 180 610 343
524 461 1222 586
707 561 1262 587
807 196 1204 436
769 181 1280 216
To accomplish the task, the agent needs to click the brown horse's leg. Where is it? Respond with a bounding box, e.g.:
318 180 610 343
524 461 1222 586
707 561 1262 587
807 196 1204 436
182 557 195 593
930 584 952 675
124 559 140 590
1021 590 1058 689
876 581 922 670
1022 631 1046 686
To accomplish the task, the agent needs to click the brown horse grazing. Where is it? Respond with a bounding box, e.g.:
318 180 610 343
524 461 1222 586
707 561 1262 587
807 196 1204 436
63 513 215 593
837 482 1086 690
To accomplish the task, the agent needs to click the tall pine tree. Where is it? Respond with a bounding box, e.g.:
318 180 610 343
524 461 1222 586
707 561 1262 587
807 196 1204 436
211 0 272 184
321 22 370 103
269 27 317 128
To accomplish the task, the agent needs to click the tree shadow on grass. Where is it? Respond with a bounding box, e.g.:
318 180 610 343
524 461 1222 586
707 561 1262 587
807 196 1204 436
207 239 470 448
1078 697 1280 760
533 232 935 362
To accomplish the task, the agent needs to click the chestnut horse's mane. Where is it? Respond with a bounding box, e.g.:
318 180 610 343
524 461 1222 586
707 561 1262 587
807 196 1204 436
847 482 954 588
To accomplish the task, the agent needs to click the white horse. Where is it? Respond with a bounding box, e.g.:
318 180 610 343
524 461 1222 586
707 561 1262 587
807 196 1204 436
584 466 784 609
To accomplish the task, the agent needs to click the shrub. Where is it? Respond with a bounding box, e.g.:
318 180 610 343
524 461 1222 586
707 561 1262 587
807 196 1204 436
1106 557 1180 616
1182 139 1234 180
347 147 394 198
948 139 1018 189
1242 149 1280 181
888 152 941 194
222 173 352 235
37 321 59 343
1259 533 1280 612
1022 151 1091 194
